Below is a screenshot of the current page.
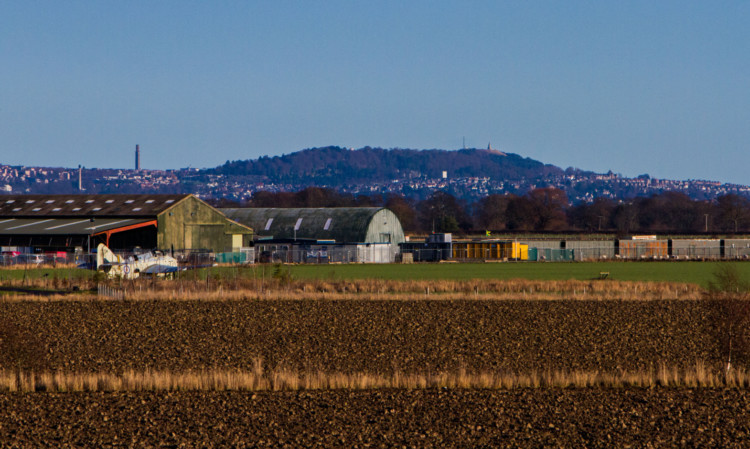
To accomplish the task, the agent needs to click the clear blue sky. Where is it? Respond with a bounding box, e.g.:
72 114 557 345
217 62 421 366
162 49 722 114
2 1 749 184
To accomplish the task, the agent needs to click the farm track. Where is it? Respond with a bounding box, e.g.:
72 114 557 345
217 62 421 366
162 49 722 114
0 299 725 373
1 389 749 447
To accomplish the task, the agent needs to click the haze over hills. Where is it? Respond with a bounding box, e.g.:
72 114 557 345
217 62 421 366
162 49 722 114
210 146 570 185
1 146 749 203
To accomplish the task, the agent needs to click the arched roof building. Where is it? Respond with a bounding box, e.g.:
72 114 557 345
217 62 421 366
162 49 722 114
220 207 405 245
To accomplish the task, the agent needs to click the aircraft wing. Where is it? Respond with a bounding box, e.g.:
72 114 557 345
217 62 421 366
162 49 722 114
142 264 181 275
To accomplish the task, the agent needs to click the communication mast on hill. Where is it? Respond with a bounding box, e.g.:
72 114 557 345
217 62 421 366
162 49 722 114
135 144 141 171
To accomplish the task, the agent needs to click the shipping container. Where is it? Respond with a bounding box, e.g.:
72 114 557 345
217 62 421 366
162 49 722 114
452 240 528 261
668 239 722 259
616 239 669 259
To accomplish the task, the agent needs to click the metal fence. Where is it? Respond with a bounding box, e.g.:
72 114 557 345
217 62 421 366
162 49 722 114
3 241 750 268
255 246 398 264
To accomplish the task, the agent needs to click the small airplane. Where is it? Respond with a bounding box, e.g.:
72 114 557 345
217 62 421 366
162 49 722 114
95 243 180 279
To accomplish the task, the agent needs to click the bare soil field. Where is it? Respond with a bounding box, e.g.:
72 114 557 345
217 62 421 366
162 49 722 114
0 299 727 373
1 297 744 446
1 389 749 448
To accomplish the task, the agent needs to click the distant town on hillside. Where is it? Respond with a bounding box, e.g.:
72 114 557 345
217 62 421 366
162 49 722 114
1 146 749 203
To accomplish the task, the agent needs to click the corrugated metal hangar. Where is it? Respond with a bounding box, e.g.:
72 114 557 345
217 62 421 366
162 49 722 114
220 207 405 263
0 194 253 253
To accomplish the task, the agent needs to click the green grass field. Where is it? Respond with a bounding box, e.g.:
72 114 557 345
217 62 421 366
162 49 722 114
285 261 750 287
1 261 748 288
0 267 93 282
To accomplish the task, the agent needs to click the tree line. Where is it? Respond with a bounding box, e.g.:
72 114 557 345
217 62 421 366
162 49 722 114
208 187 750 235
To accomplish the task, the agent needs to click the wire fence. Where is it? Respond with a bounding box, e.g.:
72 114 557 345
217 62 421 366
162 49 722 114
3 241 750 268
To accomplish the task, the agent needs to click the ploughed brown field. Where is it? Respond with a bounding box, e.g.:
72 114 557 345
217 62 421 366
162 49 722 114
0 296 745 446
0 299 726 373
2 389 750 447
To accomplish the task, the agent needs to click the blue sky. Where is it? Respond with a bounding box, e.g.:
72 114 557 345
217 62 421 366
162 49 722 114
2 1 749 184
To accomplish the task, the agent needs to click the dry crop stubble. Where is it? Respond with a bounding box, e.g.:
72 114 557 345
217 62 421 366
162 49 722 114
1 361 748 392
2 278 702 302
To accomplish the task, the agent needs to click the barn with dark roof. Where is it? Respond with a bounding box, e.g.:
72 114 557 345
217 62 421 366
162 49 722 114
220 207 404 263
0 194 252 253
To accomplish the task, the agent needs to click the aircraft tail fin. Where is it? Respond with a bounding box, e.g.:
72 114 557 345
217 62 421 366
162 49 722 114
96 243 122 268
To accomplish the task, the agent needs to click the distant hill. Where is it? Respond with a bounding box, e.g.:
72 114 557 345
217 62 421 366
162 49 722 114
4 146 747 203
210 146 567 185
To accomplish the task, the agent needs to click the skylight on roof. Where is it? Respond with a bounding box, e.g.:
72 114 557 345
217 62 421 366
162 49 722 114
72 207 81 211
105 200 114 204
32 208 41 212
295 218 303 231
85 200 94 203
145 200 154 203
165 199 175 203
45 200 54 204
264 218 274 231
133 207 142 211
66 200 74 204
12 208 20 211
52 208 61 212
324 218 332 230
25 200 35 203
125 200 134 204
5 200 14 203
92 207 102 211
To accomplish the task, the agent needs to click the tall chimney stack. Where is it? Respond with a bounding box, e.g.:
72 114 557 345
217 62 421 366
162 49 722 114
135 144 141 171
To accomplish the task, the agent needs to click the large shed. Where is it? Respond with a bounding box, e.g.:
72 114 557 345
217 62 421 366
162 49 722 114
220 207 405 244
0 194 252 253
220 207 405 263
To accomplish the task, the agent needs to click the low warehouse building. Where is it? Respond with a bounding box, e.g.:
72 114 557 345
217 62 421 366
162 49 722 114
0 194 252 254
220 207 405 263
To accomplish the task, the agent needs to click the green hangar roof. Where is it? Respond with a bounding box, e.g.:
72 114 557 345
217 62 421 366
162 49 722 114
220 207 405 244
